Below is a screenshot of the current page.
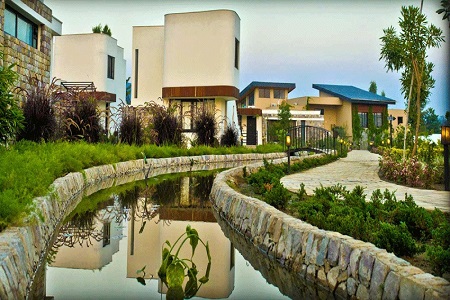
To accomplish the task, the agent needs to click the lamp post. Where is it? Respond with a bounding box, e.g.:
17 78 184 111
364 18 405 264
441 125 450 191
286 133 291 173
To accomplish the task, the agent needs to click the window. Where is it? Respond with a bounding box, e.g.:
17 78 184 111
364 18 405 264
107 55 115 79
358 112 368 128
398 116 403 125
259 88 270 98
103 222 111 247
170 99 215 131
273 89 285 99
4 6 38 48
248 92 254 106
374 113 383 127
134 49 139 98
234 38 239 69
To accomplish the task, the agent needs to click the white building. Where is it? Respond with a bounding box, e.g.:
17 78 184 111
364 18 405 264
132 10 241 139
52 33 126 130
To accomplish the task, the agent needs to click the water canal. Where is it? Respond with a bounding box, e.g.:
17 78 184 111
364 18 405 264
44 170 291 299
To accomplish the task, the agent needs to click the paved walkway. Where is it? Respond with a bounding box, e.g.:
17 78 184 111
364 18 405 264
280 150 450 212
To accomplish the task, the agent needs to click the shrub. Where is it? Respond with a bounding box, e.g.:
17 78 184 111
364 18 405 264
264 182 291 209
0 51 24 145
220 124 239 147
17 76 60 142
194 108 216 147
146 101 182 146
65 96 102 143
119 107 143 145
374 222 419 256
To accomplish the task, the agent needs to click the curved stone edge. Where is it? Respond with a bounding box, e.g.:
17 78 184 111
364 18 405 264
209 156 450 300
0 152 285 299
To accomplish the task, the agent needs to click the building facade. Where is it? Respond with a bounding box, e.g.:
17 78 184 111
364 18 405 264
289 84 396 143
0 0 62 90
132 10 240 141
52 33 126 130
238 81 323 145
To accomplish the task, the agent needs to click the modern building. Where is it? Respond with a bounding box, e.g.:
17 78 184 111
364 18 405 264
289 84 396 141
238 81 323 145
52 33 126 130
0 0 62 90
132 10 240 140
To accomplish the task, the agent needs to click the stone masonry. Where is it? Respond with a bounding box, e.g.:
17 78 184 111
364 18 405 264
0 0 54 91
209 156 450 300
0 152 285 299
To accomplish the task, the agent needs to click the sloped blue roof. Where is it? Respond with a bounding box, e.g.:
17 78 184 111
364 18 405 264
312 84 396 105
240 81 296 100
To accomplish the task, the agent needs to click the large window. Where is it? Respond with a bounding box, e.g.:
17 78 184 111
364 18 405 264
374 113 383 127
259 88 270 98
358 112 368 128
170 99 215 131
273 89 285 99
107 55 115 79
4 6 38 48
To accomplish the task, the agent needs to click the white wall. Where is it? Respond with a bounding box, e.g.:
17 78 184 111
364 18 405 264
53 33 126 102
162 10 240 89
131 26 164 106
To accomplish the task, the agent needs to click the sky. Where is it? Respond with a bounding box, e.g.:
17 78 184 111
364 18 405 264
46 0 449 115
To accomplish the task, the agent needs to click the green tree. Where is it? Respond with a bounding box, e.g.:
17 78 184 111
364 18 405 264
369 81 378 94
380 5 444 158
437 0 450 27
0 52 24 145
92 24 112 36
276 100 292 144
352 105 362 147
421 107 441 134
381 90 386 97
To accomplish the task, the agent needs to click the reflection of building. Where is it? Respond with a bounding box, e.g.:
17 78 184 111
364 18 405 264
238 81 323 145
127 177 234 298
50 200 123 270
131 10 241 140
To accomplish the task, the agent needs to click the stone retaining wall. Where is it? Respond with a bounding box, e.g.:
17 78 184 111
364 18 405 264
209 157 450 300
0 152 285 299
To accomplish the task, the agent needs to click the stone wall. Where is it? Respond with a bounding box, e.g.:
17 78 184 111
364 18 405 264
0 0 54 90
0 152 285 299
209 158 450 300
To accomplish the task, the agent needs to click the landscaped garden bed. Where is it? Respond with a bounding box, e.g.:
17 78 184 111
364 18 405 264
230 156 450 279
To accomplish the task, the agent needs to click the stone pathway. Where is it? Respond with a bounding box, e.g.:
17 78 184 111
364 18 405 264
280 150 450 212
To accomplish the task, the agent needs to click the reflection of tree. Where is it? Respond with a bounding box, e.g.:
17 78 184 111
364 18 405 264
152 177 182 205
192 175 215 206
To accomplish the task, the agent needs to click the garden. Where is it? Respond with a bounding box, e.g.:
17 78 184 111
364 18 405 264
232 156 450 278
0 52 282 232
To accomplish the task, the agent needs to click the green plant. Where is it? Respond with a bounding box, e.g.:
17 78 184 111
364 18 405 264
0 51 24 145
92 23 112 36
137 225 211 300
374 222 419 256
17 76 60 142
352 105 362 147
264 182 291 209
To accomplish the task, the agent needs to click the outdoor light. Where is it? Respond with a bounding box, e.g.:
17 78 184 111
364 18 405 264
441 125 450 191
286 134 291 147
442 126 450 145
286 133 291 173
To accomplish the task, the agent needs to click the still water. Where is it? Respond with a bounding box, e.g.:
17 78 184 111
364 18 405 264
45 171 290 299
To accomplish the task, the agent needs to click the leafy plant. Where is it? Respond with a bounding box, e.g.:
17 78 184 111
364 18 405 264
92 23 112 36
0 51 24 145
17 76 61 142
137 225 211 300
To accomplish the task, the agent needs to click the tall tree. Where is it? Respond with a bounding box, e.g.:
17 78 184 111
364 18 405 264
369 81 378 94
421 107 441 134
380 5 444 158
437 0 450 27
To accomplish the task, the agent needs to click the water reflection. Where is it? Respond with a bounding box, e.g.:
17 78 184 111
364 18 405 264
47 172 237 299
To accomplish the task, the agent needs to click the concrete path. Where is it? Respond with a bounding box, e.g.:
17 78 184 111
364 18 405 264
280 150 450 212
